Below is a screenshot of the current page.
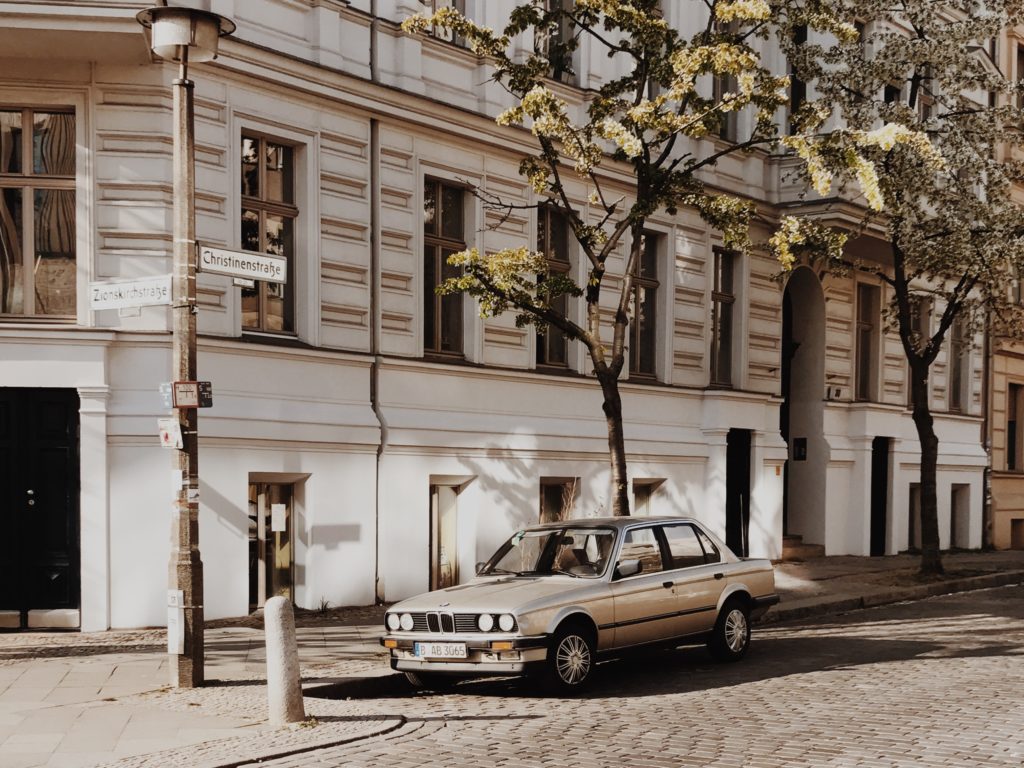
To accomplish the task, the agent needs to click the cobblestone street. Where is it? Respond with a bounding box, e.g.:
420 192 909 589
253 585 1024 768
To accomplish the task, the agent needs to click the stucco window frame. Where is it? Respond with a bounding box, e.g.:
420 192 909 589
230 114 318 346
0 89 89 328
414 161 483 363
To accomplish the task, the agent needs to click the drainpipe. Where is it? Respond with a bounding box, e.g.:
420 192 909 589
369 1 387 603
982 309 992 549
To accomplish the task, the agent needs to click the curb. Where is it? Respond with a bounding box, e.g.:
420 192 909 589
204 716 406 768
762 569 1024 625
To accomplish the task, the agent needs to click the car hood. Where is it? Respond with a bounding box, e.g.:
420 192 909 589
391 576 593 614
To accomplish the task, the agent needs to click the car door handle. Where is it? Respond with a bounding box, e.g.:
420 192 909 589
662 581 674 589
714 573 724 580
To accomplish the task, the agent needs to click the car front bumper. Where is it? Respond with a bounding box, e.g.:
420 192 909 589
381 634 549 676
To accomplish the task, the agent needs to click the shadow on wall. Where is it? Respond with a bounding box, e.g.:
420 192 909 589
307 524 362 551
457 442 712 540
203 480 249 538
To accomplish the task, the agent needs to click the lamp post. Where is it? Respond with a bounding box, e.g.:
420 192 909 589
137 5 235 689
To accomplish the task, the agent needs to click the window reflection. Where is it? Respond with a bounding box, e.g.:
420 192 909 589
1 108 76 318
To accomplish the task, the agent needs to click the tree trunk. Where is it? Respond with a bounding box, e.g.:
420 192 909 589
910 360 944 576
597 369 631 516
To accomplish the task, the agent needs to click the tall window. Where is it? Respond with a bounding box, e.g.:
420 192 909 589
1008 384 1024 471
788 25 807 135
540 478 578 523
241 135 297 333
0 108 76 317
536 0 575 82
426 0 466 44
712 72 739 141
423 179 464 356
948 316 968 412
536 205 570 368
855 283 880 401
630 231 660 377
1017 44 1024 110
908 297 932 406
710 248 736 387
714 21 740 141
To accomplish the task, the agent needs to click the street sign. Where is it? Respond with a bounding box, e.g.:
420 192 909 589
171 381 213 409
90 275 172 310
198 244 287 284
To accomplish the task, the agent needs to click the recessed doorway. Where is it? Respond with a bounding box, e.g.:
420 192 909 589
248 482 294 610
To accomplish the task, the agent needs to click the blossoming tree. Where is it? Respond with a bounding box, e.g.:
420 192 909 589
780 1 1024 574
404 0 869 516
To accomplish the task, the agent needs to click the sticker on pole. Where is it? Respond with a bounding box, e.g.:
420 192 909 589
158 418 183 449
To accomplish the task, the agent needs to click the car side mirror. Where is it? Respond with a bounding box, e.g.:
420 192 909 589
614 559 641 580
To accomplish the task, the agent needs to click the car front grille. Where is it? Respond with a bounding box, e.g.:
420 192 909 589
405 612 517 633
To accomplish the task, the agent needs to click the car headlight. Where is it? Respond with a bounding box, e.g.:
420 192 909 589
498 613 515 632
477 614 494 632
386 613 400 631
399 613 414 631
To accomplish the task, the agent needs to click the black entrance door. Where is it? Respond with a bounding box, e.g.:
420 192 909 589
0 388 80 628
870 436 890 557
726 428 752 556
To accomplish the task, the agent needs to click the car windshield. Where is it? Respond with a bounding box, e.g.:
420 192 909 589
481 527 616 579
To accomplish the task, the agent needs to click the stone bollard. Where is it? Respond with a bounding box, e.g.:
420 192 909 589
264 596 305 724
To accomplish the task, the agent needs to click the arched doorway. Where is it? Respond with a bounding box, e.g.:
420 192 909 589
780 267 828 546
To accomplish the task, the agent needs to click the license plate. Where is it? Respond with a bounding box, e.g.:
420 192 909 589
414 642 466 659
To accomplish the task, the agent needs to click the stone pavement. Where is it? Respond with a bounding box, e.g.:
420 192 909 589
0 549 1022 768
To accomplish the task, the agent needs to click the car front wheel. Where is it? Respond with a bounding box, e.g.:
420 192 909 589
707 599 751 662
541 623 595 692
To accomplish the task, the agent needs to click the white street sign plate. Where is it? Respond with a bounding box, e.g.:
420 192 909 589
198 244 287 284
90 275 171 310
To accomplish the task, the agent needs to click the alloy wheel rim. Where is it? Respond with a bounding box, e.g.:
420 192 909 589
724 609 748 652
555 634 591 684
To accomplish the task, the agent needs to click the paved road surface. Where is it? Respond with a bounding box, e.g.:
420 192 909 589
254 585 1024 768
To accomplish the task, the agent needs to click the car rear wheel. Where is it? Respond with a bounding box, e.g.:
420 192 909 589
707 598 751 662
404 671 457 691
541 623 595 693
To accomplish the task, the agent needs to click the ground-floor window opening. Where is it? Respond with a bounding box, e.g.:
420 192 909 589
908 484 921 552
632 478 665 516
539 477 579 524
248 482 294 610
950 484 970 550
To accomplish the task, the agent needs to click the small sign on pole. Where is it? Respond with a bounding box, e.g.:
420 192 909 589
171 381 213 409
158 418 183 449
167 590 185 654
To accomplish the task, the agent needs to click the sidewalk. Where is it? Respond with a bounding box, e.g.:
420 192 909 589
1 550 1022 768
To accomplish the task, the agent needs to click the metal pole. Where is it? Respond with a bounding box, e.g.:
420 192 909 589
170 45 204 688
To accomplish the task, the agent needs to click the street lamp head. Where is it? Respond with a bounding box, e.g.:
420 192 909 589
136 6 236 64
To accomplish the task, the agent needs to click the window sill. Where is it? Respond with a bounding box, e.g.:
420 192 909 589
0 315 77 324
237 331 313 351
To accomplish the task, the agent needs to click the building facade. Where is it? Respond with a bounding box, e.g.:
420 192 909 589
0 0 988 631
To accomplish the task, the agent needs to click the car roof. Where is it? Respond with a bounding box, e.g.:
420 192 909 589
525 516 699 532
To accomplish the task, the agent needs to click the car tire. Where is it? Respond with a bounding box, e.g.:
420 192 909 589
707 598 751 662
404 671 457 691
540 623 596 693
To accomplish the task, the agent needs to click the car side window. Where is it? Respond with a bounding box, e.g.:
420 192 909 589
618 527 664 576
661 524 707 569
694 527 722 564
